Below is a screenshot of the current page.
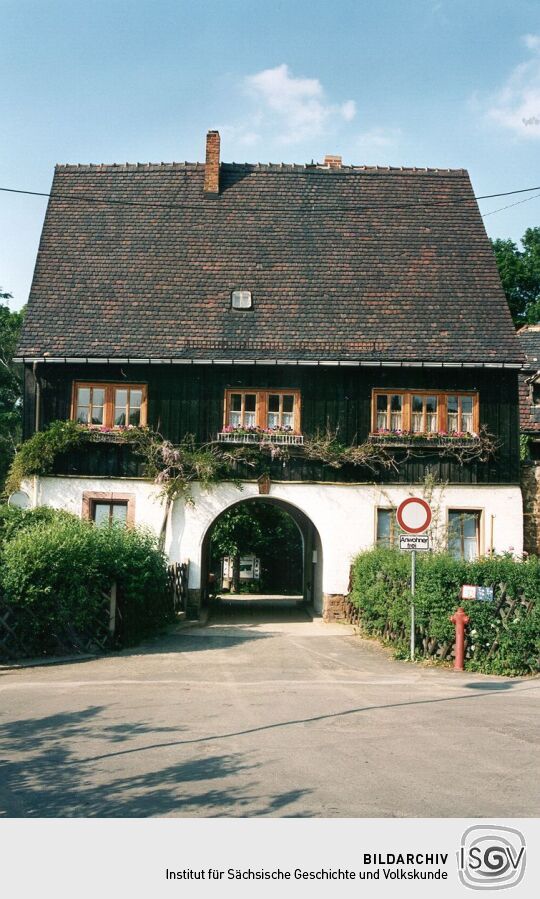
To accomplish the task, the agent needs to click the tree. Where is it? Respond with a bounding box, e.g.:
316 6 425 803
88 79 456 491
209 501 302 593
491 227 540 325
0 289 25 492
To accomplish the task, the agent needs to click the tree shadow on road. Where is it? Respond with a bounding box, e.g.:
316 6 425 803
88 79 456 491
0 706 312 818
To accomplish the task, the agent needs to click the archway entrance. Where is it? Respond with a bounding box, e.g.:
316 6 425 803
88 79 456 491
200 497 323 619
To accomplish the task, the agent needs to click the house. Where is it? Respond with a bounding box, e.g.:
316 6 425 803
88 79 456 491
14 130 524 619
517 324 540 554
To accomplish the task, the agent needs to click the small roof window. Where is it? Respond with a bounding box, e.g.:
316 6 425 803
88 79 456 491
231 289 253 310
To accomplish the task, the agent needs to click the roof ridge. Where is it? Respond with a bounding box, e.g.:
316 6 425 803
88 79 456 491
54 161 468 176
55 162 205 171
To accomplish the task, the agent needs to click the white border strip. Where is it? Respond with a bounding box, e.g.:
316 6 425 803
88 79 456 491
12 356 524 369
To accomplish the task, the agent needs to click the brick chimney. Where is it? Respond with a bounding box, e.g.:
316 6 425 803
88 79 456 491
204 130 220 195
324 154 342 169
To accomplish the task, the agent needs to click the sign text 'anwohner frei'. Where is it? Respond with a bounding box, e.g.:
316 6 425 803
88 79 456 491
399 534 430 552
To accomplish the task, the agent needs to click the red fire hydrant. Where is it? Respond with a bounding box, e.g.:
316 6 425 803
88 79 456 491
450 607 470 671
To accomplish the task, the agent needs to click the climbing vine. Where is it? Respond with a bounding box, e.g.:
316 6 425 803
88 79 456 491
301 426 498 470
302 429 398 471
520 433 531 462
5 420 500 503
5 420 86 496
4 423 258 504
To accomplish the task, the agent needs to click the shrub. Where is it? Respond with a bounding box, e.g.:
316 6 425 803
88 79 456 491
0 503 77 552
349 548 540 676
1 516 172 655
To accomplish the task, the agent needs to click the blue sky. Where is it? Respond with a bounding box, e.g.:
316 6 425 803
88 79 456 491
2 0 540 309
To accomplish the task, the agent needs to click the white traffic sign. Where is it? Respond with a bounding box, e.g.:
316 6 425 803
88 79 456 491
395 497 433 663
396 497 432 534
400 534 430 552
461 585 494 602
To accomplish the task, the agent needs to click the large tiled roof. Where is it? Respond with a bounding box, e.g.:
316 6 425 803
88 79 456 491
518 327 540 432
18 159 523 364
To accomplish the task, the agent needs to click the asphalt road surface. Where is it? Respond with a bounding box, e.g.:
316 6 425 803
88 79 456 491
0 600 538 818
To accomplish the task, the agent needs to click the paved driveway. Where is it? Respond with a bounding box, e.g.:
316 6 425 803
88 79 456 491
0 601 538 817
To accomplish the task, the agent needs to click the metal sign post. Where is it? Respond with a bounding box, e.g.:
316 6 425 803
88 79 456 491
396 498 433 664
410 549 416 661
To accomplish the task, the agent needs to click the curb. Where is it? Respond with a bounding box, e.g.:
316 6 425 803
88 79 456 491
0 653 97 671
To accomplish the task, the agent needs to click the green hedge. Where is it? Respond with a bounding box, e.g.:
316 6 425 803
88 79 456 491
0 504 77 552
349 548 540 675
0 511 172 655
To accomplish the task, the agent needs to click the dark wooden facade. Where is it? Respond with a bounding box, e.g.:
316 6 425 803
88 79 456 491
24 362 521 485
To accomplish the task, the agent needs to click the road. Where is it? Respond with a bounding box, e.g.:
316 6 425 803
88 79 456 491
0 600 538 817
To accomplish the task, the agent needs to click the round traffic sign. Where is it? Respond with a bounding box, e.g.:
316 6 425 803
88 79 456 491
396 497 432 534
7 490 30 510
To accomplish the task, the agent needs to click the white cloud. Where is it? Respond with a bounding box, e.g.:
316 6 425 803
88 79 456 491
482 36 540 138
218 124 261 149
243 64 356 143
357 127 401 149
355 127 402 163
523 34 540 51
340 99 357 122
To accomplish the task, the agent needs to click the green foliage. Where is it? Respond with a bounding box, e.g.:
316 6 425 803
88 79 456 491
491 227 540 325
5 419 85 496
209 501 303 593
520 433 531 462
350 548 540 675
0 293 24 491
0 513 171 654
5 422 257 504
144 432 254 502
5 418 498 509
0 503 76 553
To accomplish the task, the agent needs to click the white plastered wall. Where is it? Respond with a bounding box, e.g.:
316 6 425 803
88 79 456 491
31 477 523 602
31 476 167 539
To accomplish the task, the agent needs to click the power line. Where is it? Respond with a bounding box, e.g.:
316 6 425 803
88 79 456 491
1 182 540 214
481 191 540 218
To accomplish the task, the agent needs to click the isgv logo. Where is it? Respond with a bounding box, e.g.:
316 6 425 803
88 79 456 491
457 825 526 890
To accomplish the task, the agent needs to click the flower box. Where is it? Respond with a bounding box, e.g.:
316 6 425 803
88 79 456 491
368 432 479 449
84 428 135 444
217 431 304 446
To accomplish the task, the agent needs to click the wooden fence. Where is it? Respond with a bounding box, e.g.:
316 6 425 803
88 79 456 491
167 561 189 615
0 561 189 664
0 587 115 663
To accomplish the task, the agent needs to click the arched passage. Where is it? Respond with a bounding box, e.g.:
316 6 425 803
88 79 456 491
199 496 324 615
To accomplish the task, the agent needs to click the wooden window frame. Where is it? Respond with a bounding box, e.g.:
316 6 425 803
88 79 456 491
373 392 405 432
371 389 479 435
445 393 478 434
82 492 136 527
375 507 404 547
72 382 148 429
410 393 439 434
447 508 483 559
223 389 301 432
